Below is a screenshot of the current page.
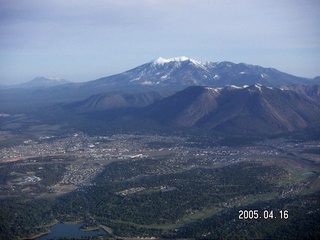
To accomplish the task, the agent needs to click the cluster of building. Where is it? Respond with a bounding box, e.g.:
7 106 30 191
1 131 319 197
60 164 103 186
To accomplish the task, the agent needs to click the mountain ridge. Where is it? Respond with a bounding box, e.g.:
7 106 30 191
65 91 173 112
87 56 319 92
144 85 320 134
62 84 320 136
1 57 319 114
3 57 319 91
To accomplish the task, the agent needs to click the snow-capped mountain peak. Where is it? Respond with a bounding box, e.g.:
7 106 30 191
91 57 315 92
151 56 208 72
152 56 202 65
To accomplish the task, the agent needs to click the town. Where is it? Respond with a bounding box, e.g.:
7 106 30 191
1 131 319 198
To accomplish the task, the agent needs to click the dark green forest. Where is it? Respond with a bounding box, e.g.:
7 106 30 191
1 157 319 239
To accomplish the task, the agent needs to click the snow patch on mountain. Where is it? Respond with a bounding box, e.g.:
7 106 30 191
229 85 249 89
254 84 262 91
141 81 154 85
205 86 222 93
260 73 268 79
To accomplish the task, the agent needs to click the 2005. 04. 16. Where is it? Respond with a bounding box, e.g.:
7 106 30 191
239 210 289 219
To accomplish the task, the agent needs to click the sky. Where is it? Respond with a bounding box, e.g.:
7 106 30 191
0 0 320 85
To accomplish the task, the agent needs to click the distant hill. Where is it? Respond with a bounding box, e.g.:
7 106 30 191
13 76 70 88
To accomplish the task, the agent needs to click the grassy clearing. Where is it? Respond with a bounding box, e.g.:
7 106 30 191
139 223 180 230
112 219 180 230
239 192 278 206
111 207 223 231
300 174 320 195
182 207 222 222
277 164 317 186
276 164 320 195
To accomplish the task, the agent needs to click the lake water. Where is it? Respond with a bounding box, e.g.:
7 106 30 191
35 223 107 240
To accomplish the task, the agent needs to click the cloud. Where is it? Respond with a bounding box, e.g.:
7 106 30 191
0 0 319 84
1 0 319 49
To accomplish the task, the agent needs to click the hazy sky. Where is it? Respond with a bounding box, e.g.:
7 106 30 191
1 0 320 84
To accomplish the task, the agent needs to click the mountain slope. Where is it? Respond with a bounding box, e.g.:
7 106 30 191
282 85 320 103
37 84 320 136
65 91 172 112
145 85 320 135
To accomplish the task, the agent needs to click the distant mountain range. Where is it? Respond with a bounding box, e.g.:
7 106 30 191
1 57 320 137
2 56 320 93
1 57 318 107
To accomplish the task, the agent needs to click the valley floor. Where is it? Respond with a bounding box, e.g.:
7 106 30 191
0 126 320 239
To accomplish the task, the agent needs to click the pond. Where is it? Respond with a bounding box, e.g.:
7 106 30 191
35 222 107 240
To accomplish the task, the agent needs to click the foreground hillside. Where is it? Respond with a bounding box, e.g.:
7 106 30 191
145 85 320 134
54 84 320 136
